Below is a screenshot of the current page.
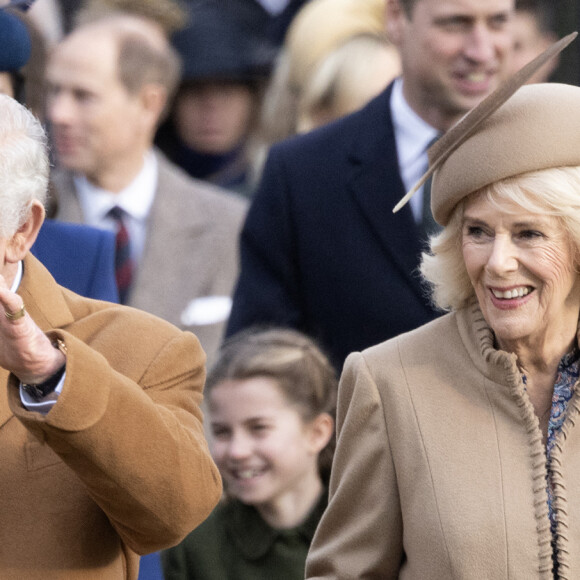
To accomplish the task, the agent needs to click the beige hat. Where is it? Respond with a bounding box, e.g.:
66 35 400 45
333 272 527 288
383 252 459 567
433 82 580 224
285 0 387 92
393 32 579 226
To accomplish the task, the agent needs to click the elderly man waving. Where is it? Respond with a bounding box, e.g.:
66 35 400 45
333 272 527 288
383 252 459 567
0 92 221 579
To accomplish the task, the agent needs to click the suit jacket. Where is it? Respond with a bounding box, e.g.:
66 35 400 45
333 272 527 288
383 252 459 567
1 253 222 579
227 83 440 369
52 151 248 364
31 218 119 302
306 300 580 579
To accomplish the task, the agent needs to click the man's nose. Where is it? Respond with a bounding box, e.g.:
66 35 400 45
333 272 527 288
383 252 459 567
46 89 73 125
463 23 497 64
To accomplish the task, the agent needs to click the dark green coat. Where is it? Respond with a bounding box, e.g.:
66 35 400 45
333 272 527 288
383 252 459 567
161 493 327 579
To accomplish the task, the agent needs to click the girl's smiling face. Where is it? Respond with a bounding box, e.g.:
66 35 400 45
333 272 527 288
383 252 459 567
461 191 580 352
209 376 325 517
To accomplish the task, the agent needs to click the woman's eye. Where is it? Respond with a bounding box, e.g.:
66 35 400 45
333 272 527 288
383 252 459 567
518 229 543 240
465 225 485 237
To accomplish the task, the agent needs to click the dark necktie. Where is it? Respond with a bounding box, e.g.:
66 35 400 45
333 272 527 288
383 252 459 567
108 206 134 304
421 135 443 239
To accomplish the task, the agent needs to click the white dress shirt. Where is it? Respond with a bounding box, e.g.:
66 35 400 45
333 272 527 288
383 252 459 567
74 150 158 265
390 78 440 223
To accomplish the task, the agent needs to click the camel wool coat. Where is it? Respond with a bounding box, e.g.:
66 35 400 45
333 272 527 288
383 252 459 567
306 298 580 579
0 254 222 580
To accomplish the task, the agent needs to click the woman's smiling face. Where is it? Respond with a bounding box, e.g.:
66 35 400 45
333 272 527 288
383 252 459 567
461 191 580 351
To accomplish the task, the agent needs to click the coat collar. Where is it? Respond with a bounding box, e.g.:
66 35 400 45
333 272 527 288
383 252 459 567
456 297 520 385
0 254 75 429
151 149 211 237
455 298 580 574
225 490 327 560
19 254 76 332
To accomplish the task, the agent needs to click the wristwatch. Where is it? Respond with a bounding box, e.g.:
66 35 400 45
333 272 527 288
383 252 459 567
21 365 66 401
21 338 67 401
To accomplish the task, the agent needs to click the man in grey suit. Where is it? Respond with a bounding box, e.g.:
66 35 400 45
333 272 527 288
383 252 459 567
46 13 247 364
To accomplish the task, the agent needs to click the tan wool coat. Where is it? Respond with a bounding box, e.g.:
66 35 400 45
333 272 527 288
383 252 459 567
306 298 580 579
0 254 222 580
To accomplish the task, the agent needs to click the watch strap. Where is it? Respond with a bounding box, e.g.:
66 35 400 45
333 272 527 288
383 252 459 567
21 364 65 401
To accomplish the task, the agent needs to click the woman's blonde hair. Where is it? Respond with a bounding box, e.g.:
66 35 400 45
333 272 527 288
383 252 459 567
207 327 337 483
421 165 580 311
297 33 400 133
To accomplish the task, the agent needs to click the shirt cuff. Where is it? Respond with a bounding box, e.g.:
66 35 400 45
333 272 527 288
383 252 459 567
20 371 66 414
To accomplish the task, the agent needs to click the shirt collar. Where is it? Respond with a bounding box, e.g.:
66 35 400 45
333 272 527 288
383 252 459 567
12 260 22 292
390 78 440 220
255 0 289 15
391 77 440 174
74 150 158 225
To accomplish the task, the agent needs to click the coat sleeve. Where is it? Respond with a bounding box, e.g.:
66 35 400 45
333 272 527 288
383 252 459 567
226 145 304 337
8 325 222 555
306 351 403 579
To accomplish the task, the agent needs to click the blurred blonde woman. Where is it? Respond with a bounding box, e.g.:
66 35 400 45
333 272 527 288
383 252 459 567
296 32 401 132
251 0 394 184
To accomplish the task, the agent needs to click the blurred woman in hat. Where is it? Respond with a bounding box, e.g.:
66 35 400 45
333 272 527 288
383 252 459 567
305 35 580 579
155 3 270 198
0 5 33 107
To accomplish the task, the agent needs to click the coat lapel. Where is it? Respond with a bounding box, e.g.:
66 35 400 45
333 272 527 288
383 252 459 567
129 153 210 320
347 85 427 296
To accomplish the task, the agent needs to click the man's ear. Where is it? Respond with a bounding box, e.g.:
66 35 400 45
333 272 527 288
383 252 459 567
6 200 45 263
386 0 407 46
140 82 169 129
307 412 335 455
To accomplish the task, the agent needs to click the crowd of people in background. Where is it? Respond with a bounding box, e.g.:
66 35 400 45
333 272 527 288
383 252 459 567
0 0 579 578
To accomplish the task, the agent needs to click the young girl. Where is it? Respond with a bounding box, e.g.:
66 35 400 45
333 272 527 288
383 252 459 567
161 327 336 580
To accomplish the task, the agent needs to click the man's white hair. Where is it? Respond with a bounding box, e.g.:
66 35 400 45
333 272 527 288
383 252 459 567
0 94 49 238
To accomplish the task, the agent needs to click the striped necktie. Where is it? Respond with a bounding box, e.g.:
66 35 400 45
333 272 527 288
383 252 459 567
108 206 134 304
